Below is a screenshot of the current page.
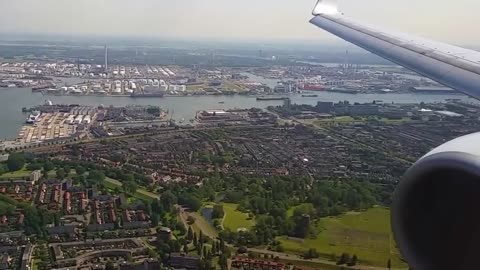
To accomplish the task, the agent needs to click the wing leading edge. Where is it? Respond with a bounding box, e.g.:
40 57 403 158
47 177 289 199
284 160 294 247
310 0 480 100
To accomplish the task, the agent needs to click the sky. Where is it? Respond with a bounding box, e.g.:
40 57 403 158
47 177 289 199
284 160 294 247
0 0 479 45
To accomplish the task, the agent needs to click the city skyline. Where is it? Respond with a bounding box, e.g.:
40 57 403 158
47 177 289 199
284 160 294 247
0 0 480 46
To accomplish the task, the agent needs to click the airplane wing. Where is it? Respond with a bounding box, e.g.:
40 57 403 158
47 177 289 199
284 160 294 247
309 0 480 100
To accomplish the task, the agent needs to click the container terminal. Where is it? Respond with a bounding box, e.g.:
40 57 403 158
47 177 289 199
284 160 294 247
15 101 166 145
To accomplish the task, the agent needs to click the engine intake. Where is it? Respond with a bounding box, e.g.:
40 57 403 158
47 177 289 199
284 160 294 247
392 133 480 269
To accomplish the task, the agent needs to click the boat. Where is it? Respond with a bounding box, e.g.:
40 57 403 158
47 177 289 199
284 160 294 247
302 94 319 97
32 85 53 92
130 92 165 97
300 84 325 91
256 96 289 101
218 101 225 104
26 112 40 124
327 87 359 94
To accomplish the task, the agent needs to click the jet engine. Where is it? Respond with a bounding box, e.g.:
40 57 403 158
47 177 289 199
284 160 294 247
392 132 480 269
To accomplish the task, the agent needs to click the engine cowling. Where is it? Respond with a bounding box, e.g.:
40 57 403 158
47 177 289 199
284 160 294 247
392 132 480 269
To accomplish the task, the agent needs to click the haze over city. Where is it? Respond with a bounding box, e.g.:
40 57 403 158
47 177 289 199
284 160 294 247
0 0 479 45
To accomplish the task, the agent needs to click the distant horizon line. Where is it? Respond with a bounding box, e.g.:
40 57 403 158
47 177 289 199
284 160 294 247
0 32 479 52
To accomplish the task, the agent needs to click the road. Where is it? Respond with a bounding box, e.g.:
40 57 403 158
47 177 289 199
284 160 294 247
177 205 219 239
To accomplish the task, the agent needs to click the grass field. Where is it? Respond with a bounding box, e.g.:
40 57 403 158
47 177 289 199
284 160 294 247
186 84 206 91
0 167 31 179
31 258 40 270
279 207 406 268
104 177 158 202
222 203 254 231
222 80 245 91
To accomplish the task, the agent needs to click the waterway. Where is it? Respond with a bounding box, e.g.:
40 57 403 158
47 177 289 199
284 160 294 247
0 87 474 140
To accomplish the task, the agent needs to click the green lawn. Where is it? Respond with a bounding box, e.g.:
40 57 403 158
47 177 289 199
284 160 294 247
278 207 406 268
0 167 31 179
377 117 412 124
222 203 254 231
104 177 158 202
31 258 40 270
314 116 356 123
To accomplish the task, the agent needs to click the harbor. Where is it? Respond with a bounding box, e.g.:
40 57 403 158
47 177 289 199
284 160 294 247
0 87 477 141
10 100 168 146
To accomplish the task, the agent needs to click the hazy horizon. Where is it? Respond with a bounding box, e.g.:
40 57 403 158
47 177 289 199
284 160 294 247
1 0 480 47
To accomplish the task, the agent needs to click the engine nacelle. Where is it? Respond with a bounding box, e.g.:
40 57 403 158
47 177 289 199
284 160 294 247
392 132 480 269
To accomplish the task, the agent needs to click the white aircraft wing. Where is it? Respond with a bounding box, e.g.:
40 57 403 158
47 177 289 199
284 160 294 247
310 0 480 100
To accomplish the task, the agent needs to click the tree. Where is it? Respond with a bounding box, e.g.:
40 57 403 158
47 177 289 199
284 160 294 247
151 214 159 227
184 242 189 253
211 241 216 255
212 204 225 219
219 254 228 270
26 163 42 171
337 253 351 265
193 232 198 246
105 262 115 270
43 161 54 172
348 254 358 266
219 238 225 252
304 248 319 259
203 246 207 258
7 153 25 172
179 194 202 212
151 199 163 215
75 165 86 175
0 164 7 175
123 181 138 195
330 253 337 262
89 170 105 183
63 165 71 175
148 248 158 259
196 244 202 256
387 259 392 270
187 216 196 225
56 168 66 179
187 226 193 240
161 191 177 209
199 230 204 244
237 246 248 254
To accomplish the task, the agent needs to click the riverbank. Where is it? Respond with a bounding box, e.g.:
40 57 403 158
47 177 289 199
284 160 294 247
0 87 475 140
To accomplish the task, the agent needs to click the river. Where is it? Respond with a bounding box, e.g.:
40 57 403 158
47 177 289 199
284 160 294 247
0 87 474 140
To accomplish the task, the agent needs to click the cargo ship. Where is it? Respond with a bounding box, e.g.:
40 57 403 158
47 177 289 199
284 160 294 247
130 92 165 98
300 84 325 91
32 85 54 92
327 87 359 94
256 96 289 101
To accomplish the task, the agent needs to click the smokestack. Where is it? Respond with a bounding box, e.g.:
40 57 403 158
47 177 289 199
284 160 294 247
104 44 108 73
